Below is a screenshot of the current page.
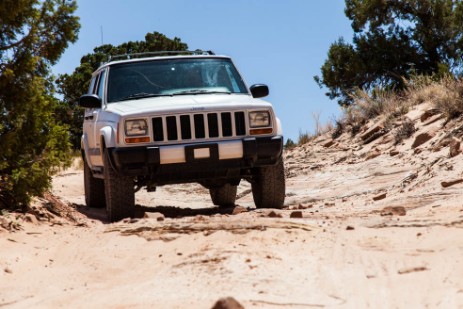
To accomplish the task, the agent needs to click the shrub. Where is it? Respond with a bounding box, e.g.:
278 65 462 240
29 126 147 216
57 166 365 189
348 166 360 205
297 130 312 145
394 119 416 145
0 0 79 209
284 138 296 150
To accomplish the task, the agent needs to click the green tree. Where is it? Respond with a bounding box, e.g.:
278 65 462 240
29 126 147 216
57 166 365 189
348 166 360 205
315 0 463 106
284 138 296 149
56 32 189 149
0 0 80 209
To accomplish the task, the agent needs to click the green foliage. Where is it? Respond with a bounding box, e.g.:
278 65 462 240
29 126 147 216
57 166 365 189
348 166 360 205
0 0 79 209
284 138 296 149
56 32 189 149
316 0 463 106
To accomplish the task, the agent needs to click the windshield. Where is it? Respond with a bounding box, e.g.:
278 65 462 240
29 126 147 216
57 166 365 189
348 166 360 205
107 58 249 103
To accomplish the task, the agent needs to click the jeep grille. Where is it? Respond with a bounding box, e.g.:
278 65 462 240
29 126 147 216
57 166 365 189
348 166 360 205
152 112 246 142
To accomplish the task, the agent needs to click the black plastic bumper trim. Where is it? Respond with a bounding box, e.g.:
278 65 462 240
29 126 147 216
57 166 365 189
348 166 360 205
108 136 283 178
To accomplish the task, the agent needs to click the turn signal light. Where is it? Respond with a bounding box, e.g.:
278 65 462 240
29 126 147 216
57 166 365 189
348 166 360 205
249 128 273 135
125 137 150 144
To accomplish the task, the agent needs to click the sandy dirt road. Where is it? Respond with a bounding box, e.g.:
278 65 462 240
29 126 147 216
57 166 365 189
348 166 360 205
1 103 463 308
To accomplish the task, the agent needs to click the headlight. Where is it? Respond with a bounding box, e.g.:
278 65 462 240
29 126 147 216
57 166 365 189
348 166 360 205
249 111 270 128
125 119 148 136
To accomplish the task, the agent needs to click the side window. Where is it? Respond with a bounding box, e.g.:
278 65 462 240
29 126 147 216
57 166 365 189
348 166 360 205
97 70 106 100
88 76 97 94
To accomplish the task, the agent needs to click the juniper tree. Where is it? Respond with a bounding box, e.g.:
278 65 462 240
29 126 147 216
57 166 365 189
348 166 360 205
315 0 463 106
0 0 80 208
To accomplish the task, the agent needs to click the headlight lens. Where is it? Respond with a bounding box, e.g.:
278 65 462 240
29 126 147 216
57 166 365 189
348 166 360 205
249 111 270 128
125 119 148 136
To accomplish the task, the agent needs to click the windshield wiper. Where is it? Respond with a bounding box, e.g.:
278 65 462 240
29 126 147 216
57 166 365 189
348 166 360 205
172 89 231 96
119 92 171 101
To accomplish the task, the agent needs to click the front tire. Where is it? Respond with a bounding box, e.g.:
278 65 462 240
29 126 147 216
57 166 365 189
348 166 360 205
103 149 135 222
83 156 106 208
252 159 285 209
210 184 237 207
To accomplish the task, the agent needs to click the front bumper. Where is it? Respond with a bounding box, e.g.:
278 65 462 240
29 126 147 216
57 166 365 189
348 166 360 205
108 136 283 184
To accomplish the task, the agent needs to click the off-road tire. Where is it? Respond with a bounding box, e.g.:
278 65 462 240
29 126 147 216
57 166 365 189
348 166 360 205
252 159 285 209
83 156 106 208
103 149 135 222
210 184 237 207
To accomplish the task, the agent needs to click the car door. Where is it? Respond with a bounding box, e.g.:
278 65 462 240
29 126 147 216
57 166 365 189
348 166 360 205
83 70 106 166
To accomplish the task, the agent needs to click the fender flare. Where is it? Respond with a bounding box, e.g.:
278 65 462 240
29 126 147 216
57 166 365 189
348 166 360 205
99 125 116 154
275 117 283 136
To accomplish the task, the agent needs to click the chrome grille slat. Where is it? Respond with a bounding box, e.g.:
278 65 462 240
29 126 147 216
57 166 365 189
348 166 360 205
152 111 246 143
217 113 223 138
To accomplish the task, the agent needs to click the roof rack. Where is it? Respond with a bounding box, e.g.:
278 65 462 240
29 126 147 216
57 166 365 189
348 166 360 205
107 50 215 62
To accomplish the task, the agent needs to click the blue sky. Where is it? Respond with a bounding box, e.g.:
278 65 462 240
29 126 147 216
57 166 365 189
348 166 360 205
53 0 353 141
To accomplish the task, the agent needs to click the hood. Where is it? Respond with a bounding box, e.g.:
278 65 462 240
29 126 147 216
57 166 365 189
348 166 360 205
104 94 273 116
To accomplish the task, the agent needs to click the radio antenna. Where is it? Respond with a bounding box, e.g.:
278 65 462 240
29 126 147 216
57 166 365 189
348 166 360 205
100 26 104 45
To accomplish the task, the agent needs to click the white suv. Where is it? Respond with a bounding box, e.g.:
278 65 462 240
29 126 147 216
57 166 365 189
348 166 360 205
79 51 285 222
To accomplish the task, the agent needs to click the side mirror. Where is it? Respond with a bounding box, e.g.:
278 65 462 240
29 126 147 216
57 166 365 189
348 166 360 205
79 94 101 108
250 84 269 98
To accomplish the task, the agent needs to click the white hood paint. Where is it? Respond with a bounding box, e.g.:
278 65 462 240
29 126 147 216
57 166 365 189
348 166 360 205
105 94 273 117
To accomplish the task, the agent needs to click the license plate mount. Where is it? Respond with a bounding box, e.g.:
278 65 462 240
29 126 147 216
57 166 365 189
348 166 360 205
185 144 219 162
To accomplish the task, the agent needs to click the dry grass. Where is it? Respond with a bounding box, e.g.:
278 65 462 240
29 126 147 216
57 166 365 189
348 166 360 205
331 76 463 138
74 157 84 170
290 76 463 148
394 118 416 145
293 122 334 147
405 75 463 120
297 130 313 145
